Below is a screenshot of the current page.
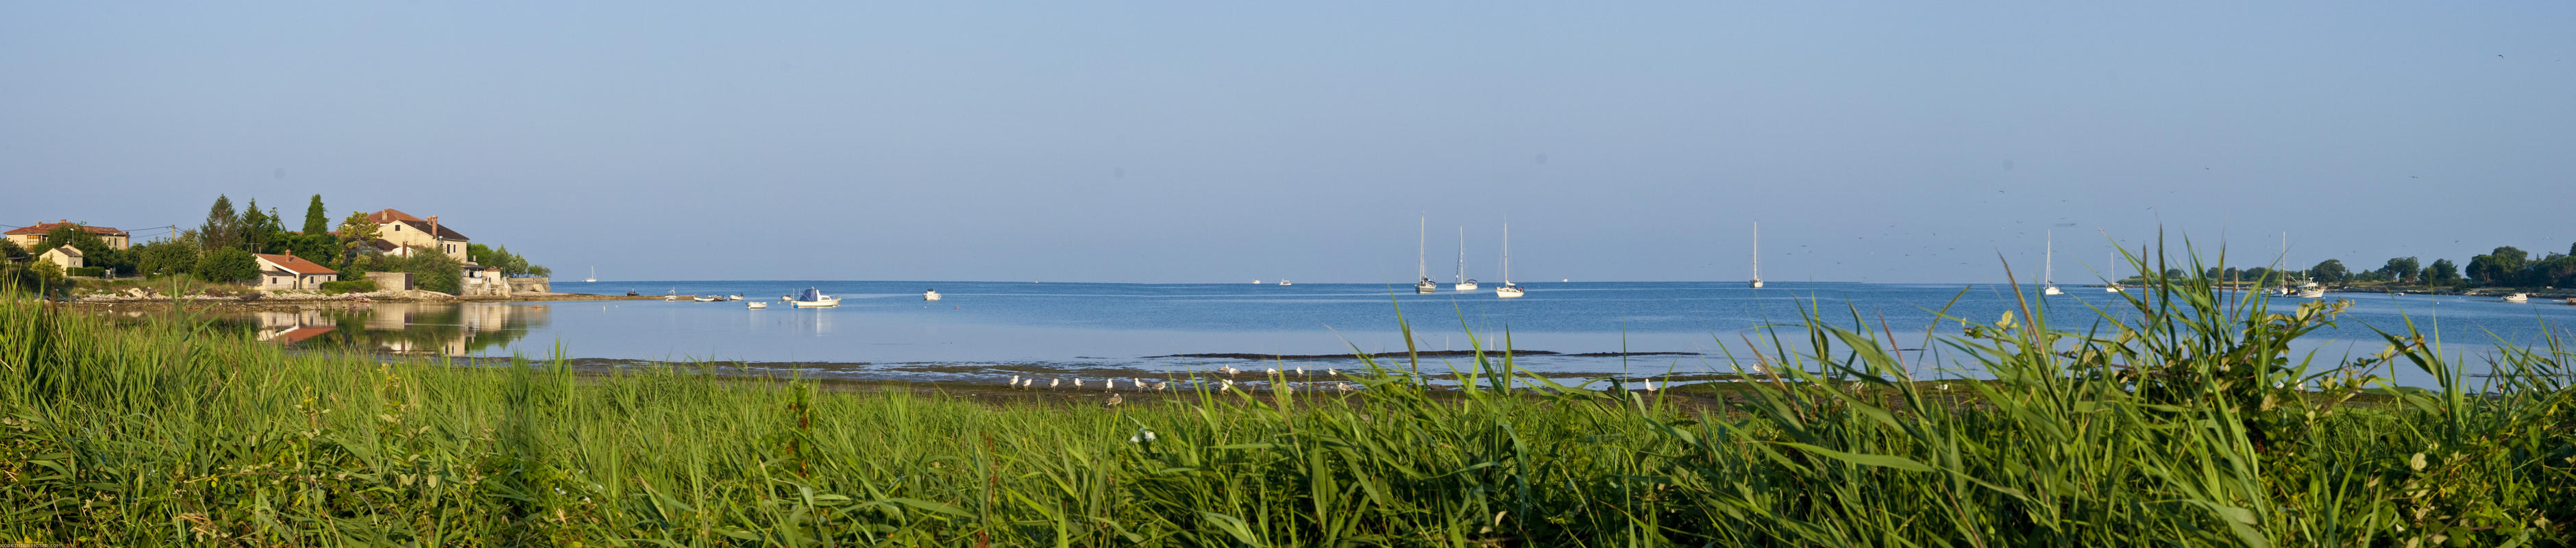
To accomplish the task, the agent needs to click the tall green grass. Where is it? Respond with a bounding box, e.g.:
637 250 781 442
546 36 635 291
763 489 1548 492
3 251 2573 546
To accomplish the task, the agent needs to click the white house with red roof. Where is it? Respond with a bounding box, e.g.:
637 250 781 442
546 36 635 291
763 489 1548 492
364 209 470 261
254 253 341 290
5 220 131 251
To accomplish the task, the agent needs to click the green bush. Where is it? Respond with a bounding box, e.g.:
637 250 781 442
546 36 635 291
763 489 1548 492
319 279 376 294
66 266 106 277
193 249 259 284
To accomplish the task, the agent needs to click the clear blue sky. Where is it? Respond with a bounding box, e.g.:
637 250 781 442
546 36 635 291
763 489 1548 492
5 3 2570 283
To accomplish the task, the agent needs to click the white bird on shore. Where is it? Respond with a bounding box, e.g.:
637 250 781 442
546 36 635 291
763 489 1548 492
1074 379 1085 389
1641 379 1657 392
1296 366 1306 377
1338 382 1356 393
1022 378 1034 388
1151 381 1169 391
1009 375 1021 388
1221 379 1236 390
1266 367 1279 376
1105 393 1123 407
1327 369 1340 375
1219 366 1241 376
1105 379 1118 391
1048 379 1062 390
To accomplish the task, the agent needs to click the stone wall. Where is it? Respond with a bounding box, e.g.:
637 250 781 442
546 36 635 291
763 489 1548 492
506 277 551 295
367 272 415 291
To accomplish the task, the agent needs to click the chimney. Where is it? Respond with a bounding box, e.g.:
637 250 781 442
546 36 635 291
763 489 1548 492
427 216 441 253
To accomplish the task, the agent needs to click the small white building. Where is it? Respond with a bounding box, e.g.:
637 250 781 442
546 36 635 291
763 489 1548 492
36 246 83 271
254 253 341 290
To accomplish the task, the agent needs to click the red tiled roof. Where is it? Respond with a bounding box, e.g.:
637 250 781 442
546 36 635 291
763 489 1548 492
366 209 469 240
6 220 129 237
254 253 339 275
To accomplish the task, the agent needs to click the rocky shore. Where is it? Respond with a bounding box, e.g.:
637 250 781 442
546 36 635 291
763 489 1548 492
56 286 655 309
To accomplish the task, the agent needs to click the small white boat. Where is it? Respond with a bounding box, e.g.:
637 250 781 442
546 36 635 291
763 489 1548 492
692 295 718 302
1496 223 1525 298
790 287 842 308
1279 280 1291 286
664 289 679 301
585 266 597 283
729 294 744 301
2106 284 2124 292
2503 293 2529 303
746 301 768 309
2296 288 2326 299
1253 279 1262 284
923 289 942 301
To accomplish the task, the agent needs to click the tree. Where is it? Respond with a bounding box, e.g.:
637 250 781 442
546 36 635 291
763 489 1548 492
200 195 240 252
2466 246 2529 284
2203 266 2223 279
2163 268 2185 280
134 236 200 278
2308 259 2349 284
302 195 330 234
2425 259 2460 284
194 249 260 284
0 238 25 263
336 212 382 262
240 199 270 252
2377 257 2420 283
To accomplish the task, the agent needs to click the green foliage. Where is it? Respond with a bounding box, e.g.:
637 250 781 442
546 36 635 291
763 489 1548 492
2467 246 2528 284
28 223 133 276
199 194 239 251
2307 258 2348 283
2425 258 2461 283
285 233 338 266
66 266 105 277
193 248 259 284
319 279 377 294
468 243 547 277
2379 256 2420 282
132 236 200 279
0 238 24 264
302 194 330 234
335 211 382 261
349 251 463 294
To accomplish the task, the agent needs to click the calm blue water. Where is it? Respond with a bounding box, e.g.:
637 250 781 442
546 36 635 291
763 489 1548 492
265 281 2576 386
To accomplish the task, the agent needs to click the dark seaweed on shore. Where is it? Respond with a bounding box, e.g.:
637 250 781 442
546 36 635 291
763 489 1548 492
1148 349 1700 360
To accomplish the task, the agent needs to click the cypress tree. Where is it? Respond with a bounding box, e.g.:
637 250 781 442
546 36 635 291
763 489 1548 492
303 195 329 234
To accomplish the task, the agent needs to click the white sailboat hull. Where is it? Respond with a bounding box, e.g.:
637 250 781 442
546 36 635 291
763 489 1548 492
1748 279 1763 288
2041 286 2063 296
1454 282 1478 291
1415 282 1438 294
924 291 942 301
792 297 842 308
2296 288 2326 299
1495 287 1525 298
746 301 767 309
2503 293 2529 303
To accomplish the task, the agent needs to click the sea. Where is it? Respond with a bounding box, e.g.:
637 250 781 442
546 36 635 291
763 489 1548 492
230 281 2575 388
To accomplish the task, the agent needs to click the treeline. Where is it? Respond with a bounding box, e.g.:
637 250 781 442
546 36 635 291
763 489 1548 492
2144 241 2576 289
4 195 546 295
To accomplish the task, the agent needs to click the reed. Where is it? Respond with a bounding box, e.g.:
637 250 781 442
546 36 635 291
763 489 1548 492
2 249 2572 546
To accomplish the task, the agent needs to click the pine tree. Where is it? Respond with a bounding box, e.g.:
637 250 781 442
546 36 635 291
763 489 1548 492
303 195 329 234
200 195 239 251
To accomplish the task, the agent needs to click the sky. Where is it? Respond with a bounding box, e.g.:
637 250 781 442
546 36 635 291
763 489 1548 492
3 3 2571 284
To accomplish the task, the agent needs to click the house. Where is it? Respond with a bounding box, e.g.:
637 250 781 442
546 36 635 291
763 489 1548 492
36 246 84 270
6 220 131 251
254 253 341 290
365 209 469 261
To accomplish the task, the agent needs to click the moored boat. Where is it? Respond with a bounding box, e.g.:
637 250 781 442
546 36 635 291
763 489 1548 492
746 301 768 309
1496 223 1525 298
791 288 842 308
2503 293 2529 303
924 289 942 301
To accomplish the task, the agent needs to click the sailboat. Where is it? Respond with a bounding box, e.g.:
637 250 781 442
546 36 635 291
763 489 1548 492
1414 216 1438 294
2041 230 2063 295
1748 221 1765 288
585 266 597 283
1496 223 1525 298
1453 227 1478 291
2105 250 2124 292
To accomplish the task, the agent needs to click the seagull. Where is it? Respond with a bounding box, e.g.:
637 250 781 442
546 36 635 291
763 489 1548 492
1327 369 1339 375
1338 382 1356 393
1219 366 1241 376
1221 379 1236 390
1150 381 1170 391
1009 375 1021 388
1295 366 1305 377
1266 367 1279 376
1641 378 1657 392
1048 379 1062 390
1105 393 1124 407
1105 379 1117 391
1073 379 1085 389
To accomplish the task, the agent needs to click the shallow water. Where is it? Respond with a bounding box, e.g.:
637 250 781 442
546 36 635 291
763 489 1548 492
228 281 2575 388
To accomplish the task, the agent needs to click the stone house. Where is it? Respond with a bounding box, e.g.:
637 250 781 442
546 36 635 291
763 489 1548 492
254 253 341 290
36 246 84 270
365 209 470 262
6 220 131 251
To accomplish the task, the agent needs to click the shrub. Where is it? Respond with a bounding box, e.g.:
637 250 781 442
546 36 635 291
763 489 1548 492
67 266 106 277
194 249 260 284
319 279 377 294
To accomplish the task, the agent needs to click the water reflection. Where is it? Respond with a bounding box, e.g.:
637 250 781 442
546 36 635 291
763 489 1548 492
230 303 548 356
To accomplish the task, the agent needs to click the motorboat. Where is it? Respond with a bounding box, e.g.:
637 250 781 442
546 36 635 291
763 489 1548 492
1496 223 1525 298
2563 297 2575 306
664 289 678 301
924 289 942 301
1279 280 1291 286
729 294 744 301
2503 293 2529 303
790 287 842 308
746 301 768 309
692 295 718 302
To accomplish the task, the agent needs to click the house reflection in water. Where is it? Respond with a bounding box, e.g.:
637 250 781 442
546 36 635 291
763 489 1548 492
252 302 547 356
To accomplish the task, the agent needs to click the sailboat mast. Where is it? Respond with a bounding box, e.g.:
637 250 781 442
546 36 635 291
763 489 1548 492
1503 223 1512 284
1418 216 1427 281
1456 227 1466 283
1752 221 1761 281
2044 229 2054 286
